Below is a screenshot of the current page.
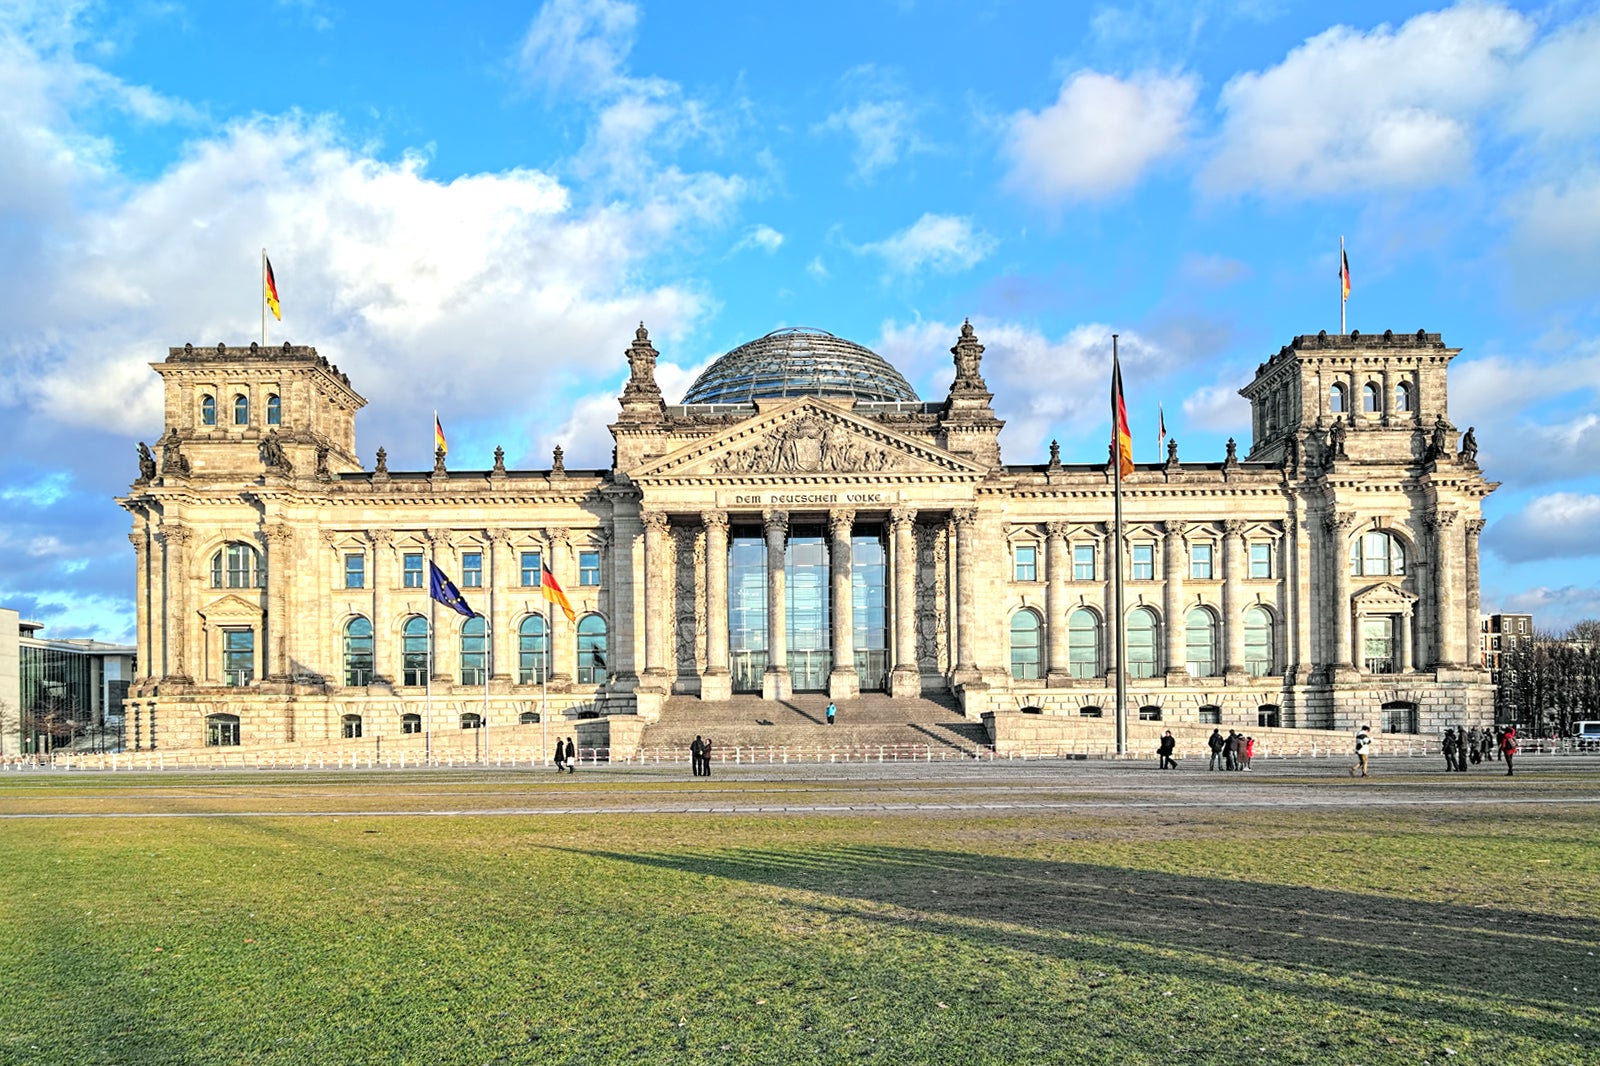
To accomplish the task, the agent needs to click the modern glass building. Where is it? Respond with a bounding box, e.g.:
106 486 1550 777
0 609 136 755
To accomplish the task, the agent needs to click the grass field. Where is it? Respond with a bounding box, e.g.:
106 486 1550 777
1 768 1597 1065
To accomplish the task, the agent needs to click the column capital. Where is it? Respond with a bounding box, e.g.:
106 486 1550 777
158 525 191 548
319 529 339 549
1425 510 1459 534
701 510 729 533
1324 511 1357 535
1045 520 1070 541
889 506 918 530
486 527 512 546
1160 519 1188 538
951 508 978 529
263 524 293 546
762 509 789 537
828 508 856 539
367 528 394 548
548 526 572 548
127 531 146 551
1222 519 1248 538
1465 518 1486 537
424 527 453 547
640 510 670 534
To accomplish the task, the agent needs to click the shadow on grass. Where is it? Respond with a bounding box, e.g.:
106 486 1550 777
575 843 1600 1037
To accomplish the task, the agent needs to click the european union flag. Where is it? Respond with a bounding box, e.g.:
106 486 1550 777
428 561 475 619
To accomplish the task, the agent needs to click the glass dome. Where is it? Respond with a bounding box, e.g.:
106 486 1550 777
681 327 919 405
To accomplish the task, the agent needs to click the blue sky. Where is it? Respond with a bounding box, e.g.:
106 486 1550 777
2 0 1598 642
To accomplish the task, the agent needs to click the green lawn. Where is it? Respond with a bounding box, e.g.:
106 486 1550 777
1 772 1596 1065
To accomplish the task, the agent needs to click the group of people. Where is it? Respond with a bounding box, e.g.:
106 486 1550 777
551 736 578 773
689 735 715 777
1443 725 1519 776
1205 729 1255 771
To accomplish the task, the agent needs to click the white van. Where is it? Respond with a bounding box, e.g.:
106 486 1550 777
1575 721 1600 750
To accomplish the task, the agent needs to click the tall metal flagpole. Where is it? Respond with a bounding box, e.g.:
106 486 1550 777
261 249 268 347
1113 334 1128 756
482 615 490 766
540 601 550 766
1340 235 1347 335
424 616 433 766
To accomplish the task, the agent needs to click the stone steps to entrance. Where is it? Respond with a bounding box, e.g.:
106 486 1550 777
642 691 988 756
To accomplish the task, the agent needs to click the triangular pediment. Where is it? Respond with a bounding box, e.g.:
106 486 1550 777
198 593 264 623
633 399 984 480
1352 581 1417 616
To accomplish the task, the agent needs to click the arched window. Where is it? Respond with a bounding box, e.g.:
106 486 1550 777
460 616 487 685
206 713 240 747
402 616 429 686
401 713 422 735
1349 531 1407 577
1068 608 1101 678
266 394 281 425
1395 381 1412 412
1138 705 1162 721
519 710 541 725
1362 382 1379 413
343 616 373 686
1329 382 1347 413
233 393 250 425
200 394 216 426
1198 705 1222 725
459 713 482 729
1185 607 1219 677
1009 609 1043 680
1127 607 1159 679
577 615 608 684
210 543 264 588
1258 704 1282 728
518 615 548 684
341 714 363 739
1243 606 1274 677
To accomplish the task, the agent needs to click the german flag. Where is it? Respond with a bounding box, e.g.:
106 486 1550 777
542 562 576 624
264 255 282 321
434 414 448 456
1112 352 1134 478
1341 248 1351 301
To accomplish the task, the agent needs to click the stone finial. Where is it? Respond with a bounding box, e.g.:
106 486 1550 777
551 444 566 478
433 446 447 476
621 321 663 404
1224 438 1239 467
374 446 389 475
1165 437 1179 467
949 318 987 390
492 445 506 476
1047 439 1061 468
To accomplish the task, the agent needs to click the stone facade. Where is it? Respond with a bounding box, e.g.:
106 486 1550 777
118 325 1497 751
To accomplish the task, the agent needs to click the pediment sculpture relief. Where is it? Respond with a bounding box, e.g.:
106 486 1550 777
711 416 908 475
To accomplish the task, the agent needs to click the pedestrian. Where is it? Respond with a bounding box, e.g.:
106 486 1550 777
1455 726 1469 772
553 737 567 773
1500 725 1518 776
1352 724 1372 777
1207 728 1225 771
1481 730 1495 762
826 701 836 726
1243 735 1255 771
690 735 704 777
564 736 576 773
1226 731 1241 771
702 736 714 778
1443 728 1458 771
1157 730 1177 769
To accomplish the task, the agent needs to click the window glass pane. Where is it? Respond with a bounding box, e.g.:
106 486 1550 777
1185 608 1216 677
1191 543 1213 580
1244 607 1273 677
344 617 373 686
223 629 254 686
1068 609 1099 678
403 553 424 587
1132 544 1154 580
577 615 608 684
460 616 486 684
1073 544 1095 581
402 617 429 685
1010 611 1041 680
519 615 548 684
1249 543 1271 579
201 395 216 425
266 394 281 425
1330 384 1345 412
1014 544 1037 581
1395 383 1410 411
461 551 482 588
1362 616 1396 674
579 551 600 586
728 533 767 693
521 551 542 587
851 531 887 691
344 553 365 589
1363 383 1378 412
233 394 249 424
1127 608 1158 677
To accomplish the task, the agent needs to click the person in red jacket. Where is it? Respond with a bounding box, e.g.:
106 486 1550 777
1500 726 1518 777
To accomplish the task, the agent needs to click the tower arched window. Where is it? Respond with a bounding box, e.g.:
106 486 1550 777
1009 609 1043 680
1185 607 1219 677
1349 531 1407 577
1068 608 1101 678
1127 607 1160 679
1362 382 1379 413
576 615 608 684
266 394 281 425
460 616 487 685
343 616 373 686
518 615 548 684
200 395 216 426
1329 382 1347 414
402 616 430 686
1244 606 1274 677
233 393 250 425
1395 381 1412 412
210 543 264 588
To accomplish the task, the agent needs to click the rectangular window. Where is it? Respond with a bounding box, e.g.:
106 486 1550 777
1132 543 1155 581
402 553 423 588
1190 543 1214 580
579 550 600 586
1249 542 1272 579
223 629 254 687
343 553 365 589
1073 544 1095 581
461 551 482 588
1362 616 1396 675
521 551 542 587
1013 544 1037 582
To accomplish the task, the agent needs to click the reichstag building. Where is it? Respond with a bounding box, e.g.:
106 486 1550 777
119 321 1495 751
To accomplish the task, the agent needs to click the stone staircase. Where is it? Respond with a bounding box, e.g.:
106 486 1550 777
639 691 990 758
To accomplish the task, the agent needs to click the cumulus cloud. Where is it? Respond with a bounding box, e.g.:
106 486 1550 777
1487 583 1600 633
1003 70 1196 203
515 0 641 99
1449 346 1600 486
1202 3 1533 196
859 214 996 277
1486 493 1600 563
1504 14 1600 141
1182 383 1250 434
819 98 924 179
732 224 784 254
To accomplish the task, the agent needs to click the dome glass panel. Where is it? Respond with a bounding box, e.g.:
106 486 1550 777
682 327 918 405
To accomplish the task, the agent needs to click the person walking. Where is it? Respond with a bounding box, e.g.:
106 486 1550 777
702 736 714 778
1352 724 1372 777
553 737 567 773
826 701 836 726
564 736 577 773
1207 728 1225 770
1225 731 1242 771
690 735 704 777
1500 725 1518 776
1443 728 1458 771
1455 726 1469 772
1157 730 1177 770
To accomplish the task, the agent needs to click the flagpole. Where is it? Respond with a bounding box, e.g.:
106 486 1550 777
424 616 433 767
541 601 550 766
261 249 268 348
1113 334 1128 757
1340 235 1346 335
482 614 490 767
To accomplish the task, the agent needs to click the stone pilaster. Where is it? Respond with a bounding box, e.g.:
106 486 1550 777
548 528 575 687
487 529 512 681
158 525 193 684
641 511 671 681
1222 519 1247 682
369 529 393 684
426 529 453 683
952 508 980 685
1161 520 1187 680
762 509 790 700
1327 512 1357 678
1430 510 1463 668
263 524 293 681
1465 518 1485 671
1044 521 1070 684
129 529 151 681
827 508 859 699
701 511 731 701
889 508 921 698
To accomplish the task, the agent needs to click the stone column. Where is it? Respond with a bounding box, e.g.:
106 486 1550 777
548 529 575 688
1327 512 1356 677
158 525 193 684
641 511 671 681
1465 518 1485 671
369 529 394 684
701 511 731 701
889 508 920 698
263 524 292 681
427 529 453 683
952 508 979 683
487 529 512 681
1045 521 1070 685
1162 520 1187 679
827 508 859 699
1431 510 1463 668
1222 519 1247 682
1381 365 1394 425
762 509 790 700
129 528 151 681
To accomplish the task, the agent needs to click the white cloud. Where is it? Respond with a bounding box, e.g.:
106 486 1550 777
1202 3 1533 197
819 98 924 179
516 0 641 99
1486 492 1600 562
732 224 783 254
1003 70 1196 203
859 214 996 277
1504 169 1600 300
1487 584 1600 633
1505 15 1600 141
806 256 829 281
1181 382 1250 433
1449 346 1600 486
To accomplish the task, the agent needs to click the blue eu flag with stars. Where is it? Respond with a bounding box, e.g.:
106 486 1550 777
428 561 476 619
